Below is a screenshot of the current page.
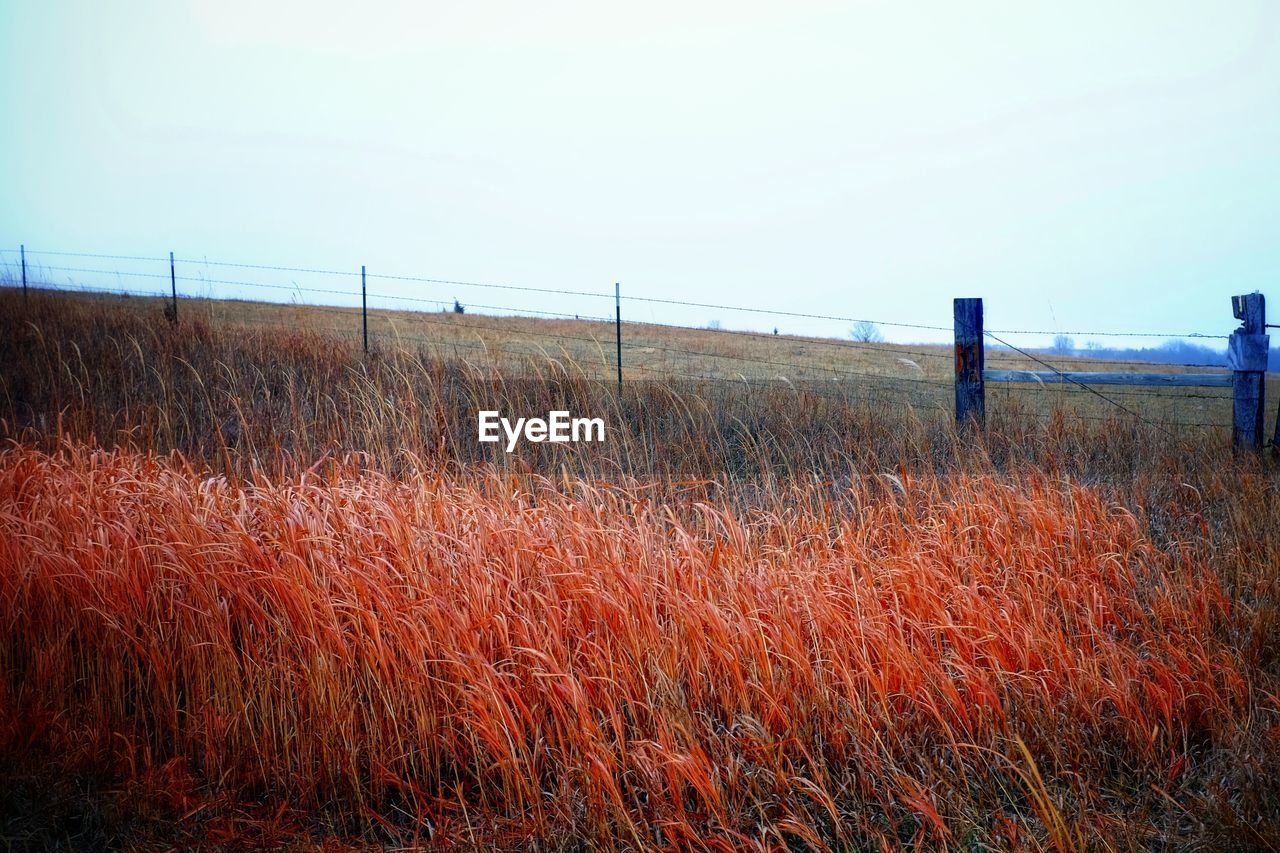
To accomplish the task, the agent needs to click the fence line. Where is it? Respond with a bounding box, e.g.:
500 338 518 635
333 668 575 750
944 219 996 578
5 278 958 406
4 257 1234 369
0 246 1248 435
951 298 1259 447
2 246 1231 339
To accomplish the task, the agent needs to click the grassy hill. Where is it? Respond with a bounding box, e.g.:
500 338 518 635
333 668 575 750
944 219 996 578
10 284 1255 435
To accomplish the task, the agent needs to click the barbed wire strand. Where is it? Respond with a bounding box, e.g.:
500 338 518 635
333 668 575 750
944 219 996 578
7 247 1228 339
10 263 1234 370
8 275 952 385
982 330 1184 439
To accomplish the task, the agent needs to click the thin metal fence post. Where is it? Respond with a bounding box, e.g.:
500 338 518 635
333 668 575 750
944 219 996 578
953 297 985 430
169 251 177 323
20 244 26 298
615 282 622 395
362 265 368 354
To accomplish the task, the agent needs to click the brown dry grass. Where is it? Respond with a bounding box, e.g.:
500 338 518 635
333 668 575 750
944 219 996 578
0 289 1257 480
19 285 1252 431
1 288 1279 849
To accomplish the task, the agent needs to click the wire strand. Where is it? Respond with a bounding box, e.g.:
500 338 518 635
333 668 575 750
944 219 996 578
982 329 1181 438
10 246 1229 339
4 264 1245 429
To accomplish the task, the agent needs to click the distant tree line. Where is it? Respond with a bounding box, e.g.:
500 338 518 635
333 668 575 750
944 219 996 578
997 338 1280 371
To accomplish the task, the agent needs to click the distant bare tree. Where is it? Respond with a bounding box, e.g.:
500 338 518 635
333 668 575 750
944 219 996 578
849 320 883 343
707 319 722 331
1052 334 1074 355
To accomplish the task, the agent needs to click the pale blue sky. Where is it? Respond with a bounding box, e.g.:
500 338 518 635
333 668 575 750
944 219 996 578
2 1 1277 346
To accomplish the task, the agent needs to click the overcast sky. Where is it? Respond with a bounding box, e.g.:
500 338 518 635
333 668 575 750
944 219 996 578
3 1 1277 347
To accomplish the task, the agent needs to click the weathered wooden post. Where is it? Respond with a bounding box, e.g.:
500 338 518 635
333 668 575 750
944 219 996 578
954 297 985 429
1230 293 1267 450
362 265 368 354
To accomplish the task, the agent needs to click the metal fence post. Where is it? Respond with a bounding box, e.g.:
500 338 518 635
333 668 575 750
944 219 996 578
20 244 26 298
362 265 368 354
615 282 622 395
1230 293 1267 450
169 251 178 322
954 297 985 430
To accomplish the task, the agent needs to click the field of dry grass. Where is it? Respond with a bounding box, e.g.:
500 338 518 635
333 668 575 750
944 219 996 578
1 288 1279 849
27 285 1251 432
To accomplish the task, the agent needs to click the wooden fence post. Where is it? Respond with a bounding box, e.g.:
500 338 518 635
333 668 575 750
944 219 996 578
362 265 368 354
1230 293 1267 450
954 297 985 429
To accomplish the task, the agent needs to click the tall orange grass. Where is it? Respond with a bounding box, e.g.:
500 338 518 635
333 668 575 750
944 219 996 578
2 443 1272 848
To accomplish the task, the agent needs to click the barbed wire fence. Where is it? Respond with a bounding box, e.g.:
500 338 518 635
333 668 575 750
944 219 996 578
0 245 1249 435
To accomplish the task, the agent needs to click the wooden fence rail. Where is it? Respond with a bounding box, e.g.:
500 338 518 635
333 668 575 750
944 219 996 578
982 370 1231 388
954 295 1268 450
